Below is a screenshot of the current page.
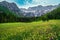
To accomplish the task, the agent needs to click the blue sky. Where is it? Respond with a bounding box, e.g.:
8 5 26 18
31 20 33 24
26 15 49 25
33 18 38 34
0 0 60 8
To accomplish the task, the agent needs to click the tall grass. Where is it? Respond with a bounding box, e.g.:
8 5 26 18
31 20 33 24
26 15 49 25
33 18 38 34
0 20 60 40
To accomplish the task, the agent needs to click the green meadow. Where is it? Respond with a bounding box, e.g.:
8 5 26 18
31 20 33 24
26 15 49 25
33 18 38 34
0 20 60 40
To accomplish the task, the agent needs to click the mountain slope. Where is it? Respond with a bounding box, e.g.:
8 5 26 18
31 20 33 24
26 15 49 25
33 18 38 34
0 6 36 22
0 1 60 17
0 6 19 23
40 6 60 20
0 6 60 22
21 5 58 17
0 1 23 17
47 7 60 19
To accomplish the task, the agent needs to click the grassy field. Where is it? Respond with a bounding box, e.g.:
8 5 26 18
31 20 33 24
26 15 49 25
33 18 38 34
0 20 60 40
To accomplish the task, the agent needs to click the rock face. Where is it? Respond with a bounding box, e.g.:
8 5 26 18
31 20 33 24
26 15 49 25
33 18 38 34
21 5 58 17
0 1 22 16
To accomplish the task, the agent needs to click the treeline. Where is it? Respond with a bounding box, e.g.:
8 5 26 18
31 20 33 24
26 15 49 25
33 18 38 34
0 6 60 23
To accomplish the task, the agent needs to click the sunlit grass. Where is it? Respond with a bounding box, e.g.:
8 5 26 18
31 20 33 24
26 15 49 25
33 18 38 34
0 20 60 40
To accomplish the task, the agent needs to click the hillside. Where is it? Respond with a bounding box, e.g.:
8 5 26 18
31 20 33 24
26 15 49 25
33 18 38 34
40 7 60 20
0 6 36 22
0 20 60 40
0 1 21 15
47 7 60 19
0 6 19 23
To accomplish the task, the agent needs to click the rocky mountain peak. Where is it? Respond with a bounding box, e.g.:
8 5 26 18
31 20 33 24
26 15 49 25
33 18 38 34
0 1 21 15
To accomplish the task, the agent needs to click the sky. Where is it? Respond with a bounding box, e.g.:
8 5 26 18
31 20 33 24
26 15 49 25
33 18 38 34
0 0 60 9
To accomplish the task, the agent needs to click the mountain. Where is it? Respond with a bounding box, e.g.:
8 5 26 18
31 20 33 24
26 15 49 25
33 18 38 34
0 2 60 22
19 6 60 21
0 1 23 17
0 5 19 23
0 1 60 17
21 5 59 17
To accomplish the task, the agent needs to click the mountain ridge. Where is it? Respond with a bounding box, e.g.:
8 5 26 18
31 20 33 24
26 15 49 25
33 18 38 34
21 4 60 17
0 1 60 17
0 1 23 17
0 1 60 22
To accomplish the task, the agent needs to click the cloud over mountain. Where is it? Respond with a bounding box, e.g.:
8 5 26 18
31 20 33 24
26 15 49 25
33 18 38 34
0 0 60 8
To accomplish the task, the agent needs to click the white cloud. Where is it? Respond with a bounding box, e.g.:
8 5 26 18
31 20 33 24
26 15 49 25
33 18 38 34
0 0 3 2
18 0 43 9
0 0 49 9
0 0 60 9
0 0 15 2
